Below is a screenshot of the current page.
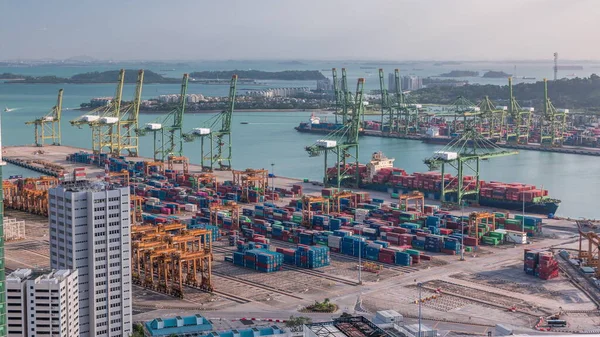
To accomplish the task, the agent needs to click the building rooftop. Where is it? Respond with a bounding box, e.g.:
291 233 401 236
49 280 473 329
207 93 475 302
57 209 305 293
306 316 389 337
54 179 126 193
6 268 74 284
145 314 284 337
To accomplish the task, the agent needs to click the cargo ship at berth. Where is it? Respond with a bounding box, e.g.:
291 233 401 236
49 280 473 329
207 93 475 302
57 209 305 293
327 152 560 215
422 135 499 146
295 113 365 135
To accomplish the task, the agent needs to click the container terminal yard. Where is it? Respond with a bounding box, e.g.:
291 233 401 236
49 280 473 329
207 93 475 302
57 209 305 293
3 69 600 336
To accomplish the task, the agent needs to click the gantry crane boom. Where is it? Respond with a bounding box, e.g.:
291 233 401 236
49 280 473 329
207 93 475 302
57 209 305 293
332 68 340 124
137 73 189 161
378 69 392 132
94 69 125 155
424 120 518 206
183 75 237 171
25 88 63 146
540 78 567 147
340 68 350 125
114 69 144 157
305 78 365 188
393 69 420 135
506 77 533 144
477 96 504 139
70 70 126 154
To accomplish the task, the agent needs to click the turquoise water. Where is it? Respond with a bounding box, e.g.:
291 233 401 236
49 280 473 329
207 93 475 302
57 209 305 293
1 62 599 218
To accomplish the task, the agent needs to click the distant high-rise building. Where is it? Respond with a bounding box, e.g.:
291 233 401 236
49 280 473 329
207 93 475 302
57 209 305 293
316 78 334 91
401 75 424 91
388 73 396 92
49 181 132 337
6 268 79 337
388 74 423 92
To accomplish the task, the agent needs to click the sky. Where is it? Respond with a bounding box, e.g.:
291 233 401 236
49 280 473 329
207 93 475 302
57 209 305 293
0 0 596 61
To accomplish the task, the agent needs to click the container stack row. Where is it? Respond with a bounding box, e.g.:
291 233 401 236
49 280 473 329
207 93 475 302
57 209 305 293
524 249 559 280
275 245 330 269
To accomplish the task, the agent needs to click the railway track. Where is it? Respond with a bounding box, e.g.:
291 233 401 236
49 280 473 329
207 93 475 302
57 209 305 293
280 264 358 286
555 253 600 308
212 271 304 300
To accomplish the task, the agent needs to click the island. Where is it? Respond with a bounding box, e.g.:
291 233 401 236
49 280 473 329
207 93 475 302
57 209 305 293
2 70 180 84
411 74 600 109
439 70 479 77
483 71 511 78
189 70 326 81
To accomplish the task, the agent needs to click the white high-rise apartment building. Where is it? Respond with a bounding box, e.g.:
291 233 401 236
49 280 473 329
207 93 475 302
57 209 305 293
6 268 79 337
49 181 132 337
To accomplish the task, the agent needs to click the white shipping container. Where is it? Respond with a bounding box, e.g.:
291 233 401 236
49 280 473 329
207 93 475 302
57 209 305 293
505 231 527 244
434 151 458 160
81 115 100 122
316 139 337 148
363 228 377 235
292 211 303 217
368 243 382 249
193 127 211 135
355 209 370 215
328 236 342 249
145 123 162 130
100 117 119 124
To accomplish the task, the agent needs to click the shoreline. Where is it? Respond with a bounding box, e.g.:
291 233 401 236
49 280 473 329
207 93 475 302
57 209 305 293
75 108 331 114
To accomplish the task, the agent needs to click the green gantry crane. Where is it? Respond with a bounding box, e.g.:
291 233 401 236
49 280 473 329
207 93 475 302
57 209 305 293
113 69 144 157
183 75 238 171
137 73 188 161
424 121 518 207
540 78 567 147
477 96 505 139
340 68 351 125
378 68 392 133
70 69 126 155
306 78 365 189
392 69 421 135
332 68 340 124
506 77 533 144
25 89 63 146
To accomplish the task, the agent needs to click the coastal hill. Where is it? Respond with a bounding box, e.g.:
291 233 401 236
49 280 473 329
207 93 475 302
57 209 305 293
439 70 479 77
483 71 511 78
189 70 326 81
3 70 178 84
3 69 327 84
412 74 600 109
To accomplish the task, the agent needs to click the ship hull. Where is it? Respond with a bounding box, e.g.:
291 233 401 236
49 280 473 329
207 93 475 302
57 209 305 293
478 198 559 215
422 137 499 146
295 126 366 136
358 183 559 215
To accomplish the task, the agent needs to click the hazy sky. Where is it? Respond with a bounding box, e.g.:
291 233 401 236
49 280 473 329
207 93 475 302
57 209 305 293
0 0 596 61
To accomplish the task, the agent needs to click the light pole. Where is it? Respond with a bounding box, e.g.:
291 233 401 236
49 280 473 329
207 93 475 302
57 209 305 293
417 282 423 337
522 191 525 232
358 228 363 285
460 200 465 261
271 163 275 201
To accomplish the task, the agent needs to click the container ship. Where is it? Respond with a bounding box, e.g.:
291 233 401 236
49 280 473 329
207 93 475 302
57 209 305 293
295 113 366 135
326 152 560 215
